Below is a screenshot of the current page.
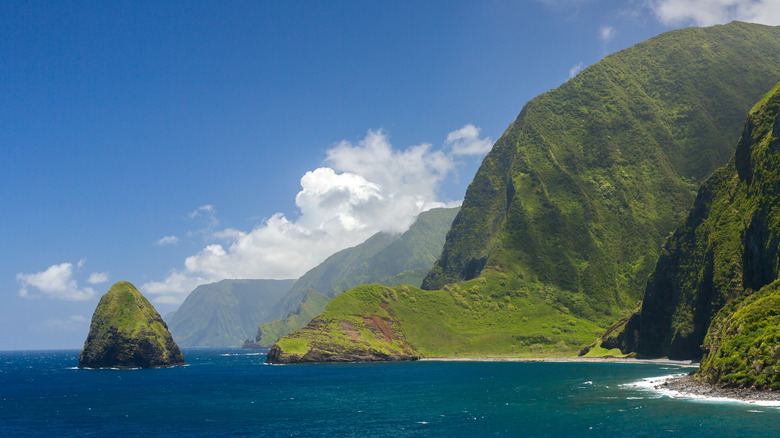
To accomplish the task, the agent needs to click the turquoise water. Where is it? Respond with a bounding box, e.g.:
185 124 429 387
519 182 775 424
1 349 778 437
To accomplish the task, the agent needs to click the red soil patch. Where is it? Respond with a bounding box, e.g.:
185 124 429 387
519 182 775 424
339 321 362 342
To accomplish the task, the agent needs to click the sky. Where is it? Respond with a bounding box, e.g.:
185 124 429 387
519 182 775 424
2 0 779 350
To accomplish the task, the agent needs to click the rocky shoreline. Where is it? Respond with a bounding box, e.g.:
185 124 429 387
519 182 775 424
659 374 780 403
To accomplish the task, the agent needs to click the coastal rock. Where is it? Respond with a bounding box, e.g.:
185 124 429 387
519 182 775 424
78 281 185 368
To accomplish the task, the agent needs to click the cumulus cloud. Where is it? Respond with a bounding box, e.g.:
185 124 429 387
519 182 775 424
446 124 494 156
156 235 180 246
142 126 491 304
17 262 96 301
569 62 585 78
646 0 780 26
87 271 110 284
43 315 89 331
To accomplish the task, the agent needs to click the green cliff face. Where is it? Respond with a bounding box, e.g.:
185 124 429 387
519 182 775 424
79 281 185 368
272 23 780 362
423 22 780 322
166 279 294 347
613 82 780 360
698 280 780 389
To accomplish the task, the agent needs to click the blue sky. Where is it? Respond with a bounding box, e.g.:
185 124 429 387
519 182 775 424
3 0 778 350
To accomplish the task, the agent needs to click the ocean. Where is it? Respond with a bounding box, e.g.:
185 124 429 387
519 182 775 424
1 349 777 437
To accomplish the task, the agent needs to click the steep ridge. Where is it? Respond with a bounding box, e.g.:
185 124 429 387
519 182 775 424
271 23 780 362
166 279 294 347
423 22 780 327
244 288 330 349
610 82 780 360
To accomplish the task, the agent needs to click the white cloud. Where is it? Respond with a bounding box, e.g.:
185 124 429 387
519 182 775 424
446 124 494 156
87 271 110 284
43 315 89 331
646 0 780 26
142 126 488 304
600 26 615 42
156 235 180 246
17 262 96 301
569 62 585 78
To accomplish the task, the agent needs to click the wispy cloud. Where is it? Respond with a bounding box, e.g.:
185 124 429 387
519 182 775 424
156 235 180 246
646 0 780 26
17 262 96 301
142 125 491 304
599 26 615 42
87 271 110 284
447 124 494 156
569 62 585 78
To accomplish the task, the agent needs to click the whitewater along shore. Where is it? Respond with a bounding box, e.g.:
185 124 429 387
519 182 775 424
423 356 780 404
420 356 698 366
658 374 780 404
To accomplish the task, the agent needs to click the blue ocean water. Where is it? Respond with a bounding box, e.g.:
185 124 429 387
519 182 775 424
0 349 778 437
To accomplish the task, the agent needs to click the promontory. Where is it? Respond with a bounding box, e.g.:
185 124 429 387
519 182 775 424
78 281 185 368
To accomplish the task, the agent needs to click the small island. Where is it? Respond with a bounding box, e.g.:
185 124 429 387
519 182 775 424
78 281 185 369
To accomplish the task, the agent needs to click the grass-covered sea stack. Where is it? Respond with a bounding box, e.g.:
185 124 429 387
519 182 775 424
79 281 185 368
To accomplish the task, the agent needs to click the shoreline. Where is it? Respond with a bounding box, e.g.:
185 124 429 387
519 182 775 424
420 356 699 366
654 374 780 405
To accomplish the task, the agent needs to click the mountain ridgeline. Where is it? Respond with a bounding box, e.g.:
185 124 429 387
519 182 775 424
605 82 780 364
245 207 460 348
269 22 780 363
423 22 780 317
270 207 460 320
166 279 294 347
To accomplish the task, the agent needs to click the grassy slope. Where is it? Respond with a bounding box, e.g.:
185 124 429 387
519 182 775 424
166 279 294 347
614 81 780 359
270 232 397 319
254 289 330 347
277 273 607 359
276 23 780 360
253 207 458 347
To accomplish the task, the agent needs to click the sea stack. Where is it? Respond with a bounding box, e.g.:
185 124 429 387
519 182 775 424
78 281 185 368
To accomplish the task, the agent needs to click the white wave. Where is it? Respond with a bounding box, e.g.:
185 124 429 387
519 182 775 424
220 352 266 357
626 374 780 408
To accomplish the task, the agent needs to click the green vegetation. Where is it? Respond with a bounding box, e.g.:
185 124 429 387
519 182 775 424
274 23 780 362
271 273 609 362
248 289 329 348
79 281 184 368
616 81 780 359
271 207 459 320
166 279 294 347
254 207 458 347
698 280 780 389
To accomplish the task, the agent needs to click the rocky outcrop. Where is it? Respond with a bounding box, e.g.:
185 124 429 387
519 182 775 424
79 281 185 368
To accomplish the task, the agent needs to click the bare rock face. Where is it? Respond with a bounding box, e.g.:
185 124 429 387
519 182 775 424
78 281 185 369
